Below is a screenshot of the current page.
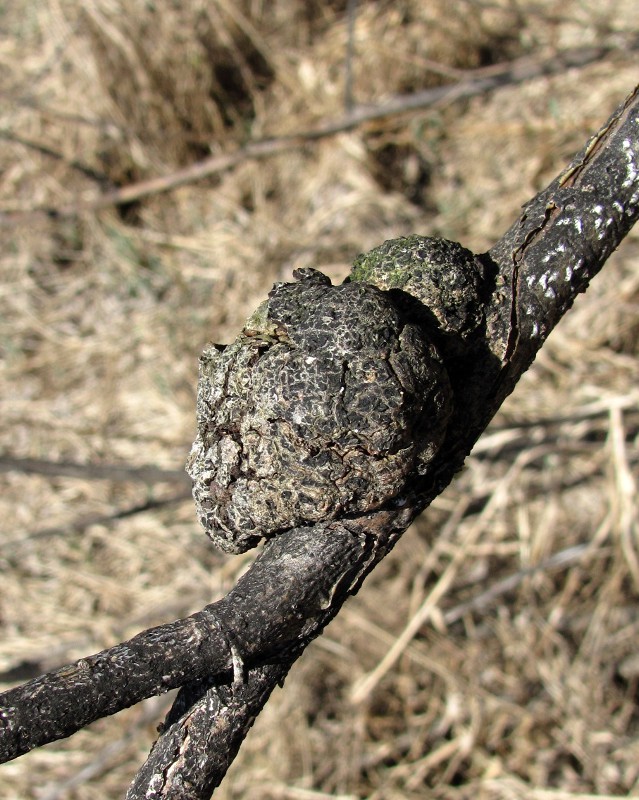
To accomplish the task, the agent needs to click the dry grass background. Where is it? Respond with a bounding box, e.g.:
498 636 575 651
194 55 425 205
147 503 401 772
1 1 638 798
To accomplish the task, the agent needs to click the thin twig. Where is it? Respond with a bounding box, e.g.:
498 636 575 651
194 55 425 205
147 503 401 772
0 130 112 185
442 542 591 625
0 42 633 222
344 0 358 112
3 490 191 548
0 456 189 485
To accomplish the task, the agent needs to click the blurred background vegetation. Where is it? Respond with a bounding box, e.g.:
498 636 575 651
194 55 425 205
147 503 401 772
1 1 638 798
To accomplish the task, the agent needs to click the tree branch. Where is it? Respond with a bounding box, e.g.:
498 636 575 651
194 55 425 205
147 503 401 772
1 82 638 800
125 661 293 800
0 517 399 763
487 83 639 404
125 83 639 797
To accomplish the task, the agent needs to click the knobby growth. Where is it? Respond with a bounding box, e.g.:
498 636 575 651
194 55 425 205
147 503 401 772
1 85 639 799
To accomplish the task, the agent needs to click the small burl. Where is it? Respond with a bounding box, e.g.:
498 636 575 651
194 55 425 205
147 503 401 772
187 267 454 553
350 235 485 341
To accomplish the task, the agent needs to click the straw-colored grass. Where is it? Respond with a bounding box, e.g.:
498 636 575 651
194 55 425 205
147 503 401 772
1 1 638 797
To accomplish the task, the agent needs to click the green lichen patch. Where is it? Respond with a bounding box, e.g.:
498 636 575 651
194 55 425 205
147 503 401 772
350 235 486 338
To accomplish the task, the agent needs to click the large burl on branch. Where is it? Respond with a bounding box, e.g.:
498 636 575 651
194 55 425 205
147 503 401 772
187 239 484 553
2 83 639 800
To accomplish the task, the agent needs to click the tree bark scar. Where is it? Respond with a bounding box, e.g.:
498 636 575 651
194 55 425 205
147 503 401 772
558 83 639 189
505 199 556 363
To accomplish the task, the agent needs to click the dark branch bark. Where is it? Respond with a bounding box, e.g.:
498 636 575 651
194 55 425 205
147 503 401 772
126 661 293 799
1 517 400 763
1 83 638 800
487 83 639 405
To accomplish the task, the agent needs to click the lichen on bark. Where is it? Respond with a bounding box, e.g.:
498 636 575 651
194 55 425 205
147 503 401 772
187 266 454 553
349 235 486 341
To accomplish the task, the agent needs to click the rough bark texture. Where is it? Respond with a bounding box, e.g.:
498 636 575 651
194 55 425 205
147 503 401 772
126 661 292 800
1 83 638 800
187 269 451 553
487 83 639 403
0 520 380 763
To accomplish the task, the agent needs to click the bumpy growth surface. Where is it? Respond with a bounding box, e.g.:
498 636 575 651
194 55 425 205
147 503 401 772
187 268 453 552
350 235 485 339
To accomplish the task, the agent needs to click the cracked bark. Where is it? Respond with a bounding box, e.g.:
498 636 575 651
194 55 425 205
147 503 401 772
1 84 638 799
